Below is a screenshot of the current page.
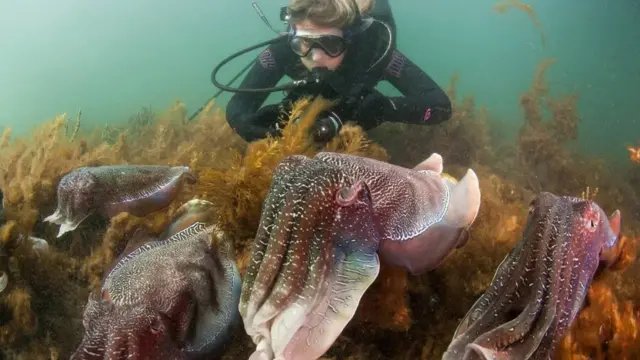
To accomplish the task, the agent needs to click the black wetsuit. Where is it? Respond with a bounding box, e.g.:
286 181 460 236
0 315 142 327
226 8 452 142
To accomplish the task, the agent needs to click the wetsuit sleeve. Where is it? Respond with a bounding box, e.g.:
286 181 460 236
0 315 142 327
356 49 452 129
225 40 290 142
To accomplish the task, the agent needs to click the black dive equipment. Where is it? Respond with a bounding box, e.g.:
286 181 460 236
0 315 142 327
289 34 349 58
209 2 393 95
210 35 323 94
192 0 393 136
209 3 325 96
310 111 343 144
188 2 290 120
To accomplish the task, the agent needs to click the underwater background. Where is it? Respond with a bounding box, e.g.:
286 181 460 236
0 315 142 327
0 0 639 359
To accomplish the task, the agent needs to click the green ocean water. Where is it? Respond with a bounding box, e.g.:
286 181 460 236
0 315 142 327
0 0 638 163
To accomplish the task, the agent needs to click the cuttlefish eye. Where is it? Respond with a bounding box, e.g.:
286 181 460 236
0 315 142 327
584 205 600 232
150 319 162 335
335 182 363 207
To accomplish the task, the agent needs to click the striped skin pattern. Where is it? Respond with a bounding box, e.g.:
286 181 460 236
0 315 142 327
443 192 622 360
71 199 241 360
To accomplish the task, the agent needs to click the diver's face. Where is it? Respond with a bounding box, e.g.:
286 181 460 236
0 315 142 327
294 20 346 71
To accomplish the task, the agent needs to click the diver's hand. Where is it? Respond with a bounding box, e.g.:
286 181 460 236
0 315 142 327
253 104 285 138
309 111 343 144
353 90 388 120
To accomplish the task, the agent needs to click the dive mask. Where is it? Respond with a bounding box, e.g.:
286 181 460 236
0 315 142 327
289 33 349 58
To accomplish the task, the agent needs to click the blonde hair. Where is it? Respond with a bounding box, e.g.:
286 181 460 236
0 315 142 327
288 0 375 29
356 0 375 14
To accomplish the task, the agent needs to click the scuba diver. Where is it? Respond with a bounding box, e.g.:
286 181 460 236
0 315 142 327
220 0 452 144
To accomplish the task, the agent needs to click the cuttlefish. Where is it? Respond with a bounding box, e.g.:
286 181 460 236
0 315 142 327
71 199 241 360
240 152 481 360
442 192 622 360
0 249 7 295
45 165 197 238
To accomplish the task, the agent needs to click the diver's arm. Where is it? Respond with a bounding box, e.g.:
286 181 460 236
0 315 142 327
355 50 452 129
226 42 289 142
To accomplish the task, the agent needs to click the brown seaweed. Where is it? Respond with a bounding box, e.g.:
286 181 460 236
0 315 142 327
493 0 547 48
628 143 640 163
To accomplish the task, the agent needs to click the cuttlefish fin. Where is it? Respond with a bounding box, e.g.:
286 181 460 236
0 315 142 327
387 169 481 275
465 344 511 360
444 169 481 229
103 227 158 277
413 153 443 174
160 198 216 239
600 209 622 267
608 210 621 237
103 166 197 218
185 230 242 358
275 250 380 360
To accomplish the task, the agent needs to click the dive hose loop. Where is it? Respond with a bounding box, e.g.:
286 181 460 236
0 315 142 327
210 35 305 93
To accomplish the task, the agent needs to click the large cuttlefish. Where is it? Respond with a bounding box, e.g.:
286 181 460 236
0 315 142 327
71 199 241 360
45 165 197 237
442 192 622 360
240 152 482 360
